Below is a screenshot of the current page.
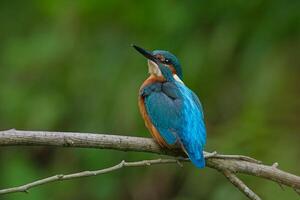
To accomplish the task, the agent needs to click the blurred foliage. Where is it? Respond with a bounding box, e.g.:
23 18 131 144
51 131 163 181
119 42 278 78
0 0 300 199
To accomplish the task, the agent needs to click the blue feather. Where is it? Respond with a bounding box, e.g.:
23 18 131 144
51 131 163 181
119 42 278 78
144 86 181 145
175 82 206 168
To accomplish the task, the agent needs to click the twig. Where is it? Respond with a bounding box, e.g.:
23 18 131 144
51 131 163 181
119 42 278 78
206 152 261 164
0 158 185 195
1 129 300 199
222 169 261 200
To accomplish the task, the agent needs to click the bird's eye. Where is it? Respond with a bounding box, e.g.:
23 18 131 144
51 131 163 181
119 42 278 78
165 59 169 63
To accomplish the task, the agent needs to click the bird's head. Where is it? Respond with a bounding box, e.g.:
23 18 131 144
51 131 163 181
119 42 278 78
132 44 183 82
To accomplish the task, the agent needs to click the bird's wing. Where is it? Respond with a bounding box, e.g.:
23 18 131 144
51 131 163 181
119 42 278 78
141 82 183 145
189 89 206 146
191 90 205 119
173 83 207 168
141 82 206 168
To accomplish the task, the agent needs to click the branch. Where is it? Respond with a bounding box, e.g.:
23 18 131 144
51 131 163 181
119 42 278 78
222 169 261 200
0 158 184 195
1 129 300 199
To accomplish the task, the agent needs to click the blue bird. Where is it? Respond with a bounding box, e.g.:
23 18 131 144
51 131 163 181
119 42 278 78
133 45 207 168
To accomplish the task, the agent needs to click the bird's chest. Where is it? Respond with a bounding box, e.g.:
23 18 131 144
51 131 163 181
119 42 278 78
139 75 184 99
139 75 164 93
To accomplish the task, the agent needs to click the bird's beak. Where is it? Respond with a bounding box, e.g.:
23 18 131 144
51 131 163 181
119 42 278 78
132 44 159 63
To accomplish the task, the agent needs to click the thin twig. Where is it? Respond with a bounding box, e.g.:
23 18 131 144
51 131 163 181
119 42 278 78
0 158 185 195
205 152 262 164
222 170 261 200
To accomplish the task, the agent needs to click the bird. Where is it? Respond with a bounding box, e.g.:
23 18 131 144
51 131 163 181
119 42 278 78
132 44 207 168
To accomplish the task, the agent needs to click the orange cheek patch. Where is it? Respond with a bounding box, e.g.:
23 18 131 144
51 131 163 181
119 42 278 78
169 65 176 74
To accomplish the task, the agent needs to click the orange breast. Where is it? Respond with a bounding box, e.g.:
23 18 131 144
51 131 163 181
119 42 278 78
138 75 170 148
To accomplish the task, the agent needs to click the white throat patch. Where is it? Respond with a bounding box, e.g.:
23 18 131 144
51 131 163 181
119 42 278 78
147 60 162 77
173 74 184 84
147 60 184 84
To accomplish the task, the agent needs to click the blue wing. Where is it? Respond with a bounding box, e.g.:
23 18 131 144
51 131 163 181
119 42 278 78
191 90 205 119
190 90 206 146
178 85 206 168
141 82 182 145
141 82 206 168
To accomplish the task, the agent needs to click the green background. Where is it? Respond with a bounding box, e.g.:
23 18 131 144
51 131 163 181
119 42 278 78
0 0 299 199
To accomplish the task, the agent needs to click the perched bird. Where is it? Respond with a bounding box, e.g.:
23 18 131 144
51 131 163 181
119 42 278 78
133 45 206 168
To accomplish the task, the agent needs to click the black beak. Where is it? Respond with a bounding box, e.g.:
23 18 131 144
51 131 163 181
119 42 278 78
131 44 159 63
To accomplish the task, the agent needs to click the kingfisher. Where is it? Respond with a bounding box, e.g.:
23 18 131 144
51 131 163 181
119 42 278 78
133 45 207 168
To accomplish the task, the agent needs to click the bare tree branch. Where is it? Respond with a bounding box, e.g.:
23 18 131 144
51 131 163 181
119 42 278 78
222 169 261 200
1 129 300 199
0 158 185 195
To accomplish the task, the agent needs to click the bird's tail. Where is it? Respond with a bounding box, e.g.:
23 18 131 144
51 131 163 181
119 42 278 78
189 152 205 168
181 143 205 168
